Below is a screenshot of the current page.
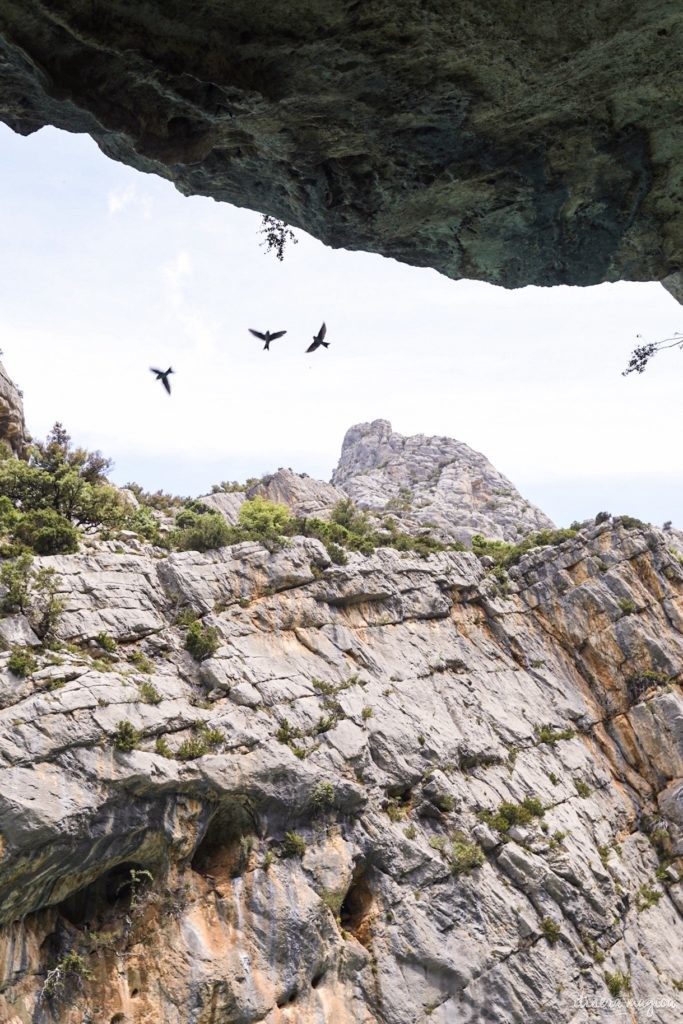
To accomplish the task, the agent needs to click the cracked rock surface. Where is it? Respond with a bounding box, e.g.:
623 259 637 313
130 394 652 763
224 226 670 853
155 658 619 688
0 2 681 289
0 517 681 1022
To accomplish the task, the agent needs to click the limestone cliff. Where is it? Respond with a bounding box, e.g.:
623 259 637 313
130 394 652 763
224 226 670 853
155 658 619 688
0 361 27 456
0 2 680 290
0 515 681 1022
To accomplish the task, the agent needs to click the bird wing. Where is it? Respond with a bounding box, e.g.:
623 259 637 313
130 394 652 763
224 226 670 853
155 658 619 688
162 375 172 395
150 367 163 375
306 341 318 353
249 329 267 340
269 330 287 340
318 322 327 341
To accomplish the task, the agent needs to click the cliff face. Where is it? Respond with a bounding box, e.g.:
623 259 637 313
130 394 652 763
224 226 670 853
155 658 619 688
332 419 554 543
0 2 680 290
0 362 27 456
0 518 681 1023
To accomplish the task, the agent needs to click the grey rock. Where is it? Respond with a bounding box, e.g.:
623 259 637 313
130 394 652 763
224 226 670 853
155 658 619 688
0 6 679 291
332 419 555 542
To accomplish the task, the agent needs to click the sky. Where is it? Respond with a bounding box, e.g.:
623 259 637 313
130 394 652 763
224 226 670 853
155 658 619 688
0 123 680 528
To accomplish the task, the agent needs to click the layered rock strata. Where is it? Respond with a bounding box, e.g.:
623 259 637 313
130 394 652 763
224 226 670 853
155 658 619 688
0 519 681 1022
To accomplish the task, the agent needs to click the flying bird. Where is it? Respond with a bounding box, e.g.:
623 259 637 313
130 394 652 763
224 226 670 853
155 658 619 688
150 366 174 394
306 323 329 353
249 328 287 351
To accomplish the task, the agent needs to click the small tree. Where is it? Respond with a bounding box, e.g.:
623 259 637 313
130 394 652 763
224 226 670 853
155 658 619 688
259 215 298 261
238 496 292 544
623 332 683 375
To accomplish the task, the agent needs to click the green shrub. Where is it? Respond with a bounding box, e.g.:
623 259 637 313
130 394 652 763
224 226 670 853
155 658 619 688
604 971 629 998
128 650 153 673
471 528 577 569
155 736 172 757
574 780 591 798
176 735 208 760
185 620 220 661
0 551 34 611
616 515 646 531
326 541 348 565
176 725 223 760
173 512 235 552
310 780 335 813
535 725 575 746
477 796 545 832
238 496 293 544
14 509 79 555
95 632 117 653
635 883 661 911
112 720 139 752
618 598 637 615
361 706 374 720
42 950 93 998
449 834 485 876
540 917 561 944
281 831 307 858
7 645 37 677
139 680 162 705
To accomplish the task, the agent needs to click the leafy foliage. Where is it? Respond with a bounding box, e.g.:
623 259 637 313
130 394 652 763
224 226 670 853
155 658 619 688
7 645 37 677
13 509 78 555
259 214 298 261
622 332 682 375
112 720 140 752
471 528 577 570
185 620 220 661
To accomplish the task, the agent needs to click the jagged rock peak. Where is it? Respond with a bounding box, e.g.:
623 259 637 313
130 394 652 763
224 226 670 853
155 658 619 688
332 419 554 543
0 362 27 456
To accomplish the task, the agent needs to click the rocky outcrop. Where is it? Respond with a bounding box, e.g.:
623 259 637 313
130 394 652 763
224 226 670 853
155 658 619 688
248 468 345 519
332 419 555 543
0 517 681 1022
0 3 680 291
0 362 26 456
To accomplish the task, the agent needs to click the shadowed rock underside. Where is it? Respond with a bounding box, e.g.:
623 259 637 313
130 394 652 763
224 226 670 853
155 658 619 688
0 1 681 290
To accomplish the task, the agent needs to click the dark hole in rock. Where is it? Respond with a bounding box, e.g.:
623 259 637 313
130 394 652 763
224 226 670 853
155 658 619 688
131 988 140 997
276 987 298 1008
386 784 412 804
110 1015 126 1024
191 801 254 881
311 968 325 989
59 861 148 927
340 871 374 947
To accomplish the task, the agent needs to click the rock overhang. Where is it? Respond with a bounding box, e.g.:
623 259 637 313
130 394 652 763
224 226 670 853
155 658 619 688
0 1 680 292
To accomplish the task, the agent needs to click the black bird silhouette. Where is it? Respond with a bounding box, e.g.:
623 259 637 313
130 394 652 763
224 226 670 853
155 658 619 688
150 366 174 394
249 328 287 351
306 323 329 353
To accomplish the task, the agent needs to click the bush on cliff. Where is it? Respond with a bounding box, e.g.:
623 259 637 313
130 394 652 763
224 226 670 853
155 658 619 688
0 422 129 552
14 509 79 555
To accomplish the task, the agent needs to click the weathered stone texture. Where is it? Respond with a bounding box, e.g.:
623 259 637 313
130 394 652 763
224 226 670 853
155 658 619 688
0 518 681 1022
332 418 555 542
0 2 680 290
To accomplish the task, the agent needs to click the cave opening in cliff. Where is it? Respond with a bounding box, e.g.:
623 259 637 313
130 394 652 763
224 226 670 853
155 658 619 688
339 869 374 947
191 801 255 881
58 861 151 927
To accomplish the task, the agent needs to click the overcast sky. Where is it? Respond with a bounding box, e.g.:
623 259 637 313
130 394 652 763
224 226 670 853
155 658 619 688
0 124 680 527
